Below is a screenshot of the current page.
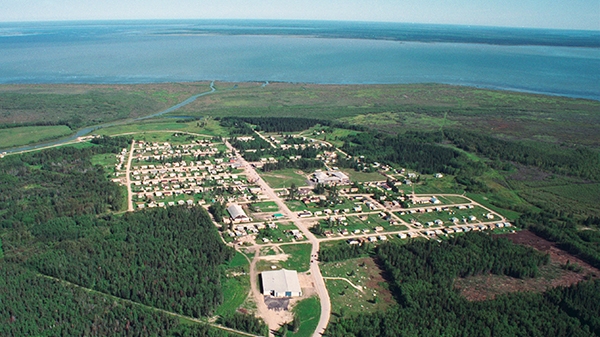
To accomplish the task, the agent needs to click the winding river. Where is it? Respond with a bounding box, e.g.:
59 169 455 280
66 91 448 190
1 81 216 154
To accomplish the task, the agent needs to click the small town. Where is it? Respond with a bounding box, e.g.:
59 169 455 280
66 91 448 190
112 128 511 334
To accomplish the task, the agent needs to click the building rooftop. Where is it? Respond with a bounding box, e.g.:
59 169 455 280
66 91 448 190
261 269 302 296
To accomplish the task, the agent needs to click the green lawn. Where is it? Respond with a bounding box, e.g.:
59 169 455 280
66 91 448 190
95 119 228 138
287 296 321 337
260 169 310 189
286 200 309 212
280 244 312 273
216 252 250 316
0 125 73 149
467 193 523 221
341 169 385 183
249 201 279 213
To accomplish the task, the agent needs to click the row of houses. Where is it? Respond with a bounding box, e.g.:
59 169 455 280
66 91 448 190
424 222 512 237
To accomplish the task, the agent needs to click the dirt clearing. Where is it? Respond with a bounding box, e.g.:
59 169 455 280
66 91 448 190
455 230 599 301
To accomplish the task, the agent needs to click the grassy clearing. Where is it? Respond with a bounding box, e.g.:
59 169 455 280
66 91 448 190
248 201 279 213
287 296 321 337
321 257 395 317
0 125 73 149
95 118 228 138
216 252 250 316
341 169 386 183
467 193 523 221
539 183 600 204
285 201 309 212
260 169 310 189
342 111 457 134
301 127 362 148
412 176 465 194
280 244 312 273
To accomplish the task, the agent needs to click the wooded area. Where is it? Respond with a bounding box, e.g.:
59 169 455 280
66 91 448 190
0 258 235 337
325 233 599 336
0 137 129 227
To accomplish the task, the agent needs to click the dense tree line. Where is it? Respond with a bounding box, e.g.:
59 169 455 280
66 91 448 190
319 243 370 262
218 312 268 336
378 232 549 295
0 263 233 337
5 207 234 318
340 132 465 175
220 117 329 133
444 130 600 181
219 118 256 135
261 158 324 172
324 232 600 337
229 136 272 151
0 141 129 227
209 201 227 223
0 120 72 130
517 211 600 270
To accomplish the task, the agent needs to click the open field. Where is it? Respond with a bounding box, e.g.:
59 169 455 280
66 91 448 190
321 257 395 317
175 82 600 146
286 296 321 337
517 183 600 217
259 169 310 189
340 169 386 183
95 118 228 138
0 125 73 149
0 82 210 128
280 244 312 273
216 252 251 316
455 230 600 301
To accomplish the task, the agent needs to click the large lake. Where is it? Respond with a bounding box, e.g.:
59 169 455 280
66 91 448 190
1 20 599 100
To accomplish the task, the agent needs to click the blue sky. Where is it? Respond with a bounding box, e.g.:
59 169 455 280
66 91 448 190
1 0 598 30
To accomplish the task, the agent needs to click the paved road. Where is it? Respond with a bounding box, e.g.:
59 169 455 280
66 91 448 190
226 140 331 337
125 139 135 212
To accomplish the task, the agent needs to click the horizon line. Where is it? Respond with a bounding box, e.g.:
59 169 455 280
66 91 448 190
1 18 599 33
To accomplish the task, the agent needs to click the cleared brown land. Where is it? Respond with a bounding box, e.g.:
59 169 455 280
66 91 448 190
455 230 599 301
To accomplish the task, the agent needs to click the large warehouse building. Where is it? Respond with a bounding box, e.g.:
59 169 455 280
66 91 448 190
261 269 302 297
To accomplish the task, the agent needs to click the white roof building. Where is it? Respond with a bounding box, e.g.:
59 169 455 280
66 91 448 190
227 204 249 222
261 269 302 297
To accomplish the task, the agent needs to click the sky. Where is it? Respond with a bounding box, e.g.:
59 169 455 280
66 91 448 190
1 0 599 30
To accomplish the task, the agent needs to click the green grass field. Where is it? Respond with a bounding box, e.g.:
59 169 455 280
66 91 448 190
341 169 386 183
280 244 312 273
286 296 321 337
248 201 279 213
0 125 73 149
216 252 250 316
95 119 227 139
467 193 523 221
260 169 310 189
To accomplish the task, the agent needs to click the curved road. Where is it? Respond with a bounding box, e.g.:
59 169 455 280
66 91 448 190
225 140 331 337
1 81 216 154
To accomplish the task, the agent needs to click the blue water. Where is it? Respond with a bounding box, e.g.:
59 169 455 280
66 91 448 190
0 20 599 100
